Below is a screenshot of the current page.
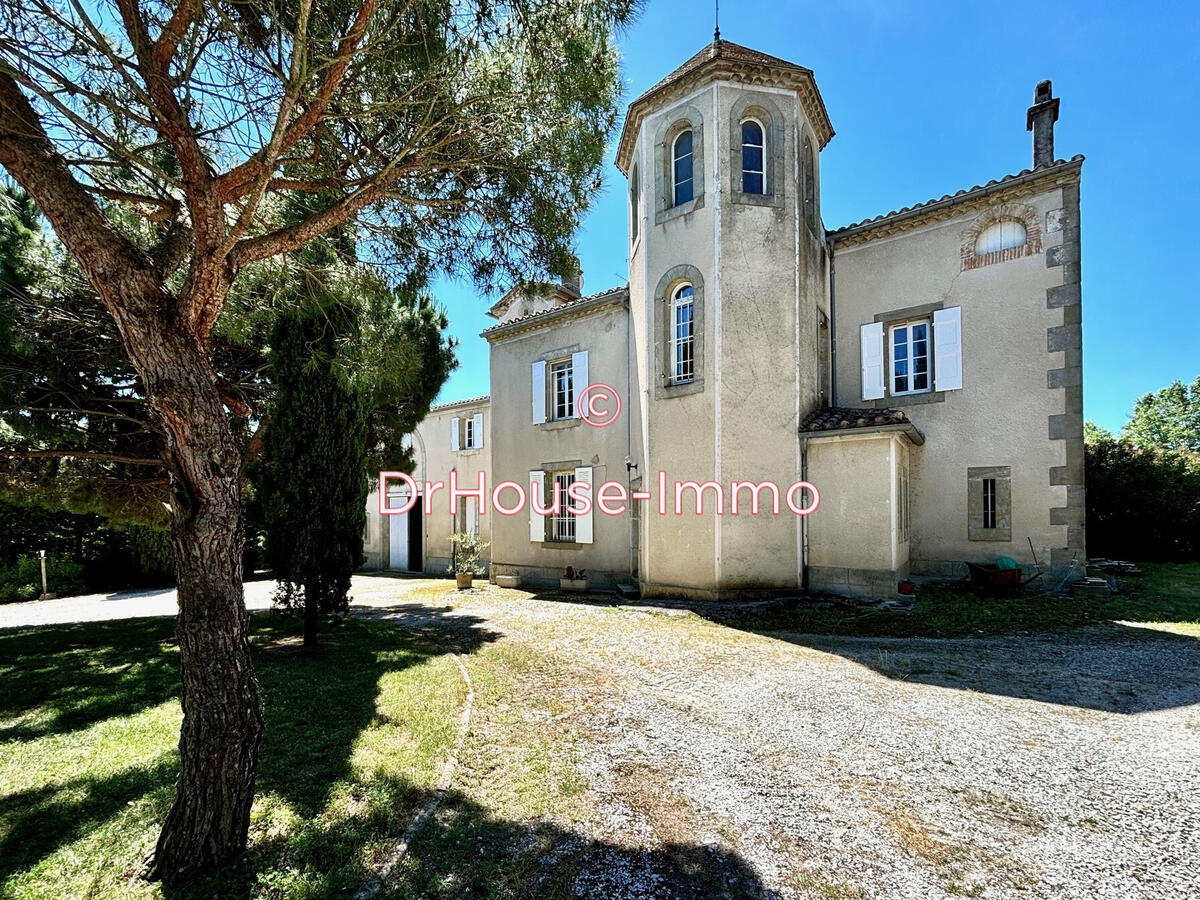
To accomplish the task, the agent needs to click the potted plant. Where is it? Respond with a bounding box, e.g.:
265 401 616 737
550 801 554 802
449 533 489 589
560 566 589 592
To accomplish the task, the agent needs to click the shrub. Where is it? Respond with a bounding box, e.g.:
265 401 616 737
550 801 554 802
1086 436 1200 560
0 554 87 602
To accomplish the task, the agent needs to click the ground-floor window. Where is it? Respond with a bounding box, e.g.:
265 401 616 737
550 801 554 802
549 471 576 542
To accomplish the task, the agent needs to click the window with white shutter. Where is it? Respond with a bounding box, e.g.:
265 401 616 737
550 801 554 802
573 466 594 544
529 469 546 542
450 416 460 451
531 361 546 424
933 306 963 392
860 322 885 401
472 412 484 449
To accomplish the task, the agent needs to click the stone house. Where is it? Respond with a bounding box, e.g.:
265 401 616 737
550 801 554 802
363 39 1085 599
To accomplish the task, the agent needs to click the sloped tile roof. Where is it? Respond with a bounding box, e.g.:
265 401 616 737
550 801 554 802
429 394 490 412
481 285 629 337
830 155 1085 236
801 406 912 432
633 39 812 106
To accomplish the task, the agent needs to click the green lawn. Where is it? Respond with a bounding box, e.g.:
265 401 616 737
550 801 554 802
0 615 471 899
726 561 1200 639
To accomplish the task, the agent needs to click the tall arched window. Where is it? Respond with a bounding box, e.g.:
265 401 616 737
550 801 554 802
670 284 695 383
975 219 1027 255
741 119 765 194
629 164 640 242
672 130 694 206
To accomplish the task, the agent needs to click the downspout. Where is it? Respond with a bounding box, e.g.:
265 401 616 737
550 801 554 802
625 293 636 581
800 435 810 593
827 235 837 405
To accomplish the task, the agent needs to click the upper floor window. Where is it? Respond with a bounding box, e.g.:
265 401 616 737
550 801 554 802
975 219 1027 255
672 130 694 206
741 119 765 194
551 359 574 420
670 284 695 384
451 412 483 451
630 165 640 242
889 319 930 396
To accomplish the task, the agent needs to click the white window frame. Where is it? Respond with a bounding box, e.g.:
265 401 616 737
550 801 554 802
740 117 765 195
888 318 932 397
550 359 574 421
548 471 576 542
669 284 695 384
672 130 694 207
463 416 474 450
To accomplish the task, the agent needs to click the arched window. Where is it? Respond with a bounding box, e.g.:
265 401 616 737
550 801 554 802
741 119 765 194
975 219 1027 255
672 130 694 206
630 164 640 242
670 284 695 383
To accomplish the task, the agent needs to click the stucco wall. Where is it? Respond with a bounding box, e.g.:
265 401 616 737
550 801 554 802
830 171 1083 574
362 398 492 574
486 298 641 588
628 79 828 597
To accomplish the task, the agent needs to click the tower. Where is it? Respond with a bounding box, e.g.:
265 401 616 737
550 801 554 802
615 39 835 598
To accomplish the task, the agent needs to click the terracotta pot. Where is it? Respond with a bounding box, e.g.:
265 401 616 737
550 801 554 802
455 573 474 589
897 580 916 595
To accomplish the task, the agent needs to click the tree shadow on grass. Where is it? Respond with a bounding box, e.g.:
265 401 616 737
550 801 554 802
0 617 180 743
0 604 500 893
387 787 778 900
166 778 777 900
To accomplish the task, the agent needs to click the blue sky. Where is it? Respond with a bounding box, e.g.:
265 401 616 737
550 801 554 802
429 0 1200 432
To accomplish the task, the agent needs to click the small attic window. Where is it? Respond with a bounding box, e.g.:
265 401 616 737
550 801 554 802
975 219 1027 255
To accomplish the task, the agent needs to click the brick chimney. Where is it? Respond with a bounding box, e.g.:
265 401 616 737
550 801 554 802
1026 80 1060 168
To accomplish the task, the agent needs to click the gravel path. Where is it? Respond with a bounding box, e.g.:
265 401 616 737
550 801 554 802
443 589 1200 900
4 577 1197 899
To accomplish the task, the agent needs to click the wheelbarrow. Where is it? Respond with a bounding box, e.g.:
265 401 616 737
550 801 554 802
965 555 1042 593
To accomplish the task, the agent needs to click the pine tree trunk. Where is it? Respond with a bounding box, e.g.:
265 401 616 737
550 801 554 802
142 332 264 882
0 73 264 882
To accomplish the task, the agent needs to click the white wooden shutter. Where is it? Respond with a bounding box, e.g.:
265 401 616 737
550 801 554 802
531 361 546 424
571 350 589 416
860 322 885 401
466 497 478 536
529 469 545 542
573 466 593 544
933 306 963 392
450 416 460 451
472 412 484 448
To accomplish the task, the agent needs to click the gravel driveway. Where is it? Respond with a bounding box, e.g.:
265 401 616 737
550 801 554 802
3 577 1197 899
434 587 1200 900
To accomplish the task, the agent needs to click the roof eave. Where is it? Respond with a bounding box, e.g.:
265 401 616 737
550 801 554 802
830 156 1084 242
615 59 834 175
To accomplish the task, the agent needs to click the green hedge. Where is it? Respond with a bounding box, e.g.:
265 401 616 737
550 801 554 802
0 555 86 603
1086 437 1200 561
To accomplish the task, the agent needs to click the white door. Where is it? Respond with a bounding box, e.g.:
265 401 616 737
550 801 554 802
387 488 410 570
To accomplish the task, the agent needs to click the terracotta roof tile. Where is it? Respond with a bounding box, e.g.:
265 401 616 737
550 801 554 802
481 285 628 336
830 155 1085 235
800 406 912 433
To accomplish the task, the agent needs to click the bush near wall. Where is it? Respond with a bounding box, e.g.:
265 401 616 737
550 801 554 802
0 554 86 603
1085 437 1200 561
